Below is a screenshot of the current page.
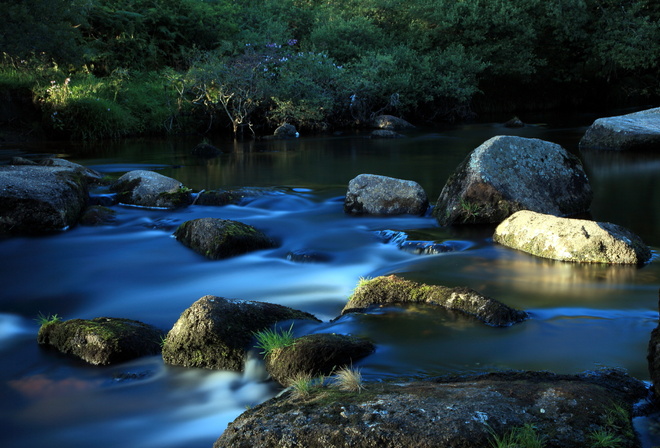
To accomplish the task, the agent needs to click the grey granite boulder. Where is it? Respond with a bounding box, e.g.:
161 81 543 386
343 275 527 327
344 174 429 216
37 317 164 365
0 163 90 234
216 369 647 448
162 295 320 372
580 107 660 151
493 210 652 264
433 136 592 225
173 217 277 260
111 170 192 208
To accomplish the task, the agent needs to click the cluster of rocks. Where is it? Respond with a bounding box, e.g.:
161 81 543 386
13 107 660 446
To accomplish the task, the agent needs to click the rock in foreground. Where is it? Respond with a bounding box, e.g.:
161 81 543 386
37 317 164 365
162 295 320 372
494 210 652 264
343 275 527 327
344 174 429 216
0 163 90 234
173 217 277 260
216 369 647 448
580 107 660 151
433 136 592 225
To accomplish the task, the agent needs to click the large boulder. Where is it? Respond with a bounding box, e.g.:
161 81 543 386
433 136 593 225
162 295 321 372
343 275 527 327
216 369 648 448
264 334 375 386
273 123 299 139
494 210 652 265
111 170 192 208
344 174 429 216
173 217 277 260
579 107 660 151
37 317 164 366
0 162 91 234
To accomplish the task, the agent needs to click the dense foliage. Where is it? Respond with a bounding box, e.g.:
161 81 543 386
1 0 658 139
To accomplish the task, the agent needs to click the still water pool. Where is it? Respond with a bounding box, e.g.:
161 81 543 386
1 112 659 447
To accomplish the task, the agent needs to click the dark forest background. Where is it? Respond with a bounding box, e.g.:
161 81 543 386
1 0 658 139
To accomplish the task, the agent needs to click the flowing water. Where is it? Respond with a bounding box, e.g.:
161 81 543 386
1 111 659 447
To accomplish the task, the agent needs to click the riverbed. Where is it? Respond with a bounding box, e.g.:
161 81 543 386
1 111 659 447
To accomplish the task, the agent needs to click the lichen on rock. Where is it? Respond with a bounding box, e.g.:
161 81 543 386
343 275 527 327
344 173 429 216
494 210 652 264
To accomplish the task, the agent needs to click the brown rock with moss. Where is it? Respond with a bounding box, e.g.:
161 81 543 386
37 317 164 365
215 369 647 448
162 295 321 372
432 135 592 225
264 334 375 386
494 210 652 264
173 217 277 260
343 275 527 327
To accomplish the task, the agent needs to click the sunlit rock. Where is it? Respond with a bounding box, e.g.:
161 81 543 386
111 170 192 208
344 174 429 216
216 369 647 448
37 317 164 366
494 210 652 264
343 275 527 327
162 295 320 372
173 217 277 260
371 114 415 131
264 333 375 386
433 135 592 225
0 161 93 234
580 107 660 151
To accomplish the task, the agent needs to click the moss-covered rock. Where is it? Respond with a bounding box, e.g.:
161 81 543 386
162 295 321 372
344 174 429 216
37 317 164 365
264 333 375 386
432 135 593 225
173 217 277 260
343 275 527 327
111 170 192 208
494 210 652 264
216 369 648 448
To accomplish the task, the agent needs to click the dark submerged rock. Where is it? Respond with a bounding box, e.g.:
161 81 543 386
0 164 89 235
344 174 429 216
579 107 660 151
504 116 525 128
370 129 404 139
191 142 222 157
286 249 333 263
162 295 320 372
494 210 652 264
343 275 527 327
264 333 375 386
433 135 593 226
216 369 648 448
648 289 660 400
195 187 279 206
173 217 277 260
37 317 164 366
79 205 117 226
111 170 192 208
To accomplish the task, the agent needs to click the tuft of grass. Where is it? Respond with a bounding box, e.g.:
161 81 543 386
35 312 62 326
253 323 296 357
588 428 624 447
287 372 315 398
487 423 545 448
332 365 365 393
459 198 484 223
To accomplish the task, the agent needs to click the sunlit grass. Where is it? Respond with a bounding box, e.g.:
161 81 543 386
332 365 364 393
253 323 296 356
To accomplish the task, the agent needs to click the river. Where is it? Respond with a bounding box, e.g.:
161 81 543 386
1 111 659 447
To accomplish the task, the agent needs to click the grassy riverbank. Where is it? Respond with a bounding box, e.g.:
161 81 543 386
1 0 659 140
